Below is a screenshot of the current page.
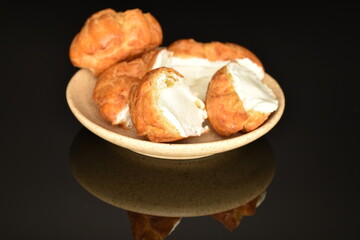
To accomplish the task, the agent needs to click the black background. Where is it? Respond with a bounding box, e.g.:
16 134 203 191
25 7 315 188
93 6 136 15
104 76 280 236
1 3 359 239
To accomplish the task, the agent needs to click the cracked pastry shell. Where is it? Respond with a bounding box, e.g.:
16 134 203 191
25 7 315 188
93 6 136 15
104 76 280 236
129 67 208 143
206 61 278 136
92 49 163 128
69 8 162 76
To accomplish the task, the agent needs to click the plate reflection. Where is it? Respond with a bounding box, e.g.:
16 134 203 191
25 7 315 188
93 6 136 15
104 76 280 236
69 128 276 238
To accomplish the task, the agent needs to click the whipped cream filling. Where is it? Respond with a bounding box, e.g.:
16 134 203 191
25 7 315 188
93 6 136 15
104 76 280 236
157 72 208 137
170 57 228 101
236 58 265 80
114 104 132 128
151 49 264 101
228 61 278 113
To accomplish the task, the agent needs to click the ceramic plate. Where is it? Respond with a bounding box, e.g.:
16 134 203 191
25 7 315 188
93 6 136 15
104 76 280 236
66 69 285 159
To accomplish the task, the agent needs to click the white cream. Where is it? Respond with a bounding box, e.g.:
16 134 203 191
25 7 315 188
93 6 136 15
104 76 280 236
151 48 173 69
151 49 265 101
170 57 228 101
114 104 132 128
228 61 278 113
236 58 265 80
157 72 208 137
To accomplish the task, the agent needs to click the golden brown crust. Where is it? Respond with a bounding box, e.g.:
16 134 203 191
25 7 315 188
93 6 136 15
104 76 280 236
93 75 139 127
212 196 259 231
69 8 162 76
205 64 270 136
93 49 162 127
127 211 181 240
129 67 186 142
242 110 270 132
168 38 263 68
205 66 248 136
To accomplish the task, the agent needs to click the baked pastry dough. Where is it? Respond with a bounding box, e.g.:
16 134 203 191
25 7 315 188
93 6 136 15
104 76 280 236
168 38 263 68
93 49 163 128
206 61 278 136
130 67 208 142
127 211 181 240
69 8 162 76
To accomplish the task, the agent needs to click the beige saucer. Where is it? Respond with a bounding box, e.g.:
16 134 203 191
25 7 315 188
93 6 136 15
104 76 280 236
69 129 276 217
66 69 285 159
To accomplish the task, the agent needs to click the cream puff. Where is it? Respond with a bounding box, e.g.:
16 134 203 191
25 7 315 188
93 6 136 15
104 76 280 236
129 67 208 143
69 8 162 76
206 61 278 136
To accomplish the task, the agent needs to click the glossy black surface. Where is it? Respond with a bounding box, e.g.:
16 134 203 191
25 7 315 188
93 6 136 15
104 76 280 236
1 4 359 240
69 129 276 217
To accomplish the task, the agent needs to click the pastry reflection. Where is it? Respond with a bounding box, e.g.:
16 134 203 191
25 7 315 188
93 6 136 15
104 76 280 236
69 128 276 239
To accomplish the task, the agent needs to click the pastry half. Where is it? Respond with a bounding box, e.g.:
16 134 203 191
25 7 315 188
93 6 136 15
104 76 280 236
130 67 208 143
206 61 278 136
69 8 162 76
92 49 163 128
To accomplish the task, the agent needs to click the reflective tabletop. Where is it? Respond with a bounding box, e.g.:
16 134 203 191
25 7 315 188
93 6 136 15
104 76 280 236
70 129 276 217
1 4 359 240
